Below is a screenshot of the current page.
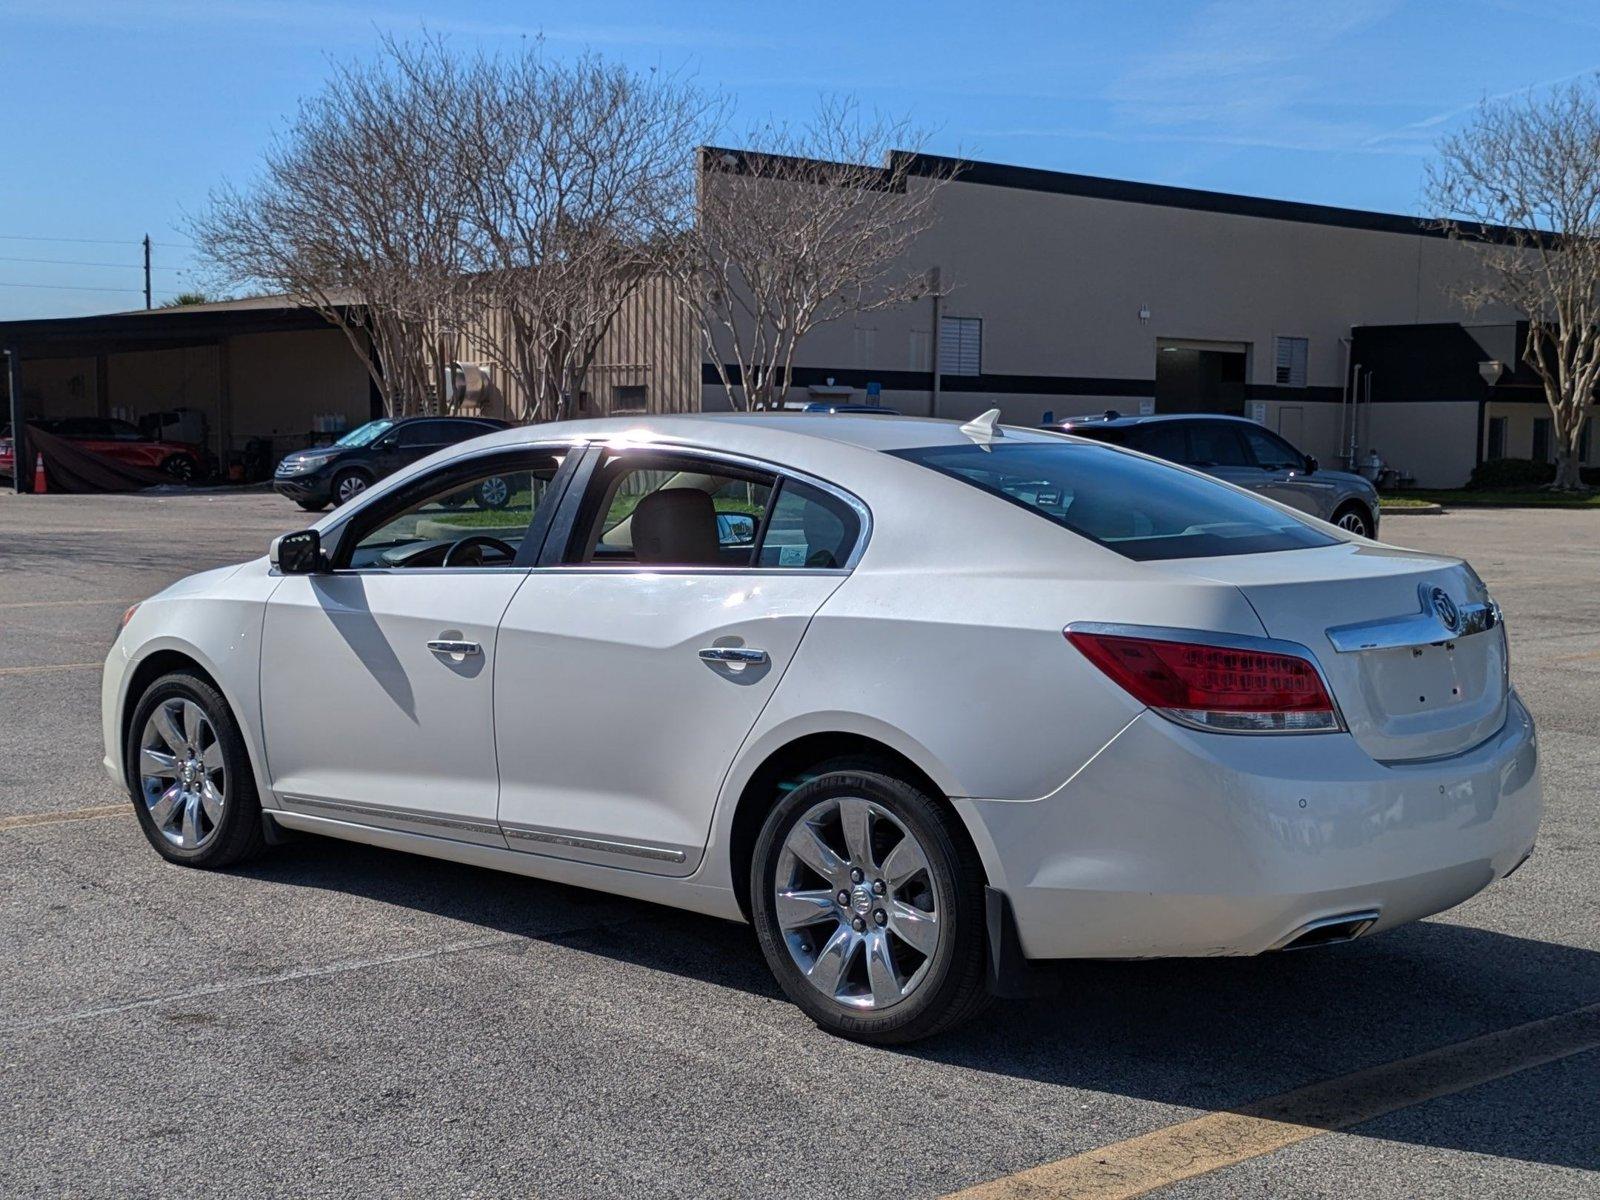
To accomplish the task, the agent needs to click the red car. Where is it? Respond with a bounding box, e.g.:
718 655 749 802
0 418 206 482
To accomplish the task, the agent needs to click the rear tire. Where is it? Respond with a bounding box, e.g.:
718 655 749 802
296 500 327 513
160 454 196 482
750 767 990 1044
126 672 266 869
1332 503 1373 538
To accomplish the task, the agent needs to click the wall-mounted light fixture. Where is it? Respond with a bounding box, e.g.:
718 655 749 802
1138 305 1151 324
1478 360 1505 387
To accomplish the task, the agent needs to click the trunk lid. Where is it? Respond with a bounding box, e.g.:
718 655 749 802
1152 542 1507 762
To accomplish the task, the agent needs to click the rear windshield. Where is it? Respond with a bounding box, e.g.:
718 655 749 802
890 441 1336 561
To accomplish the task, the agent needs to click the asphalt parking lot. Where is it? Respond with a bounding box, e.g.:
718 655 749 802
1 492 1596 1199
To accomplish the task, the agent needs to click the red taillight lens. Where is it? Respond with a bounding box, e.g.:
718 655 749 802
1066 629 1340 733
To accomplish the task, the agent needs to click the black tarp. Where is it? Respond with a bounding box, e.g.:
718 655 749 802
23 424 174 493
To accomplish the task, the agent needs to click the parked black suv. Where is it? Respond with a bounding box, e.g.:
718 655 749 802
273 416 510 510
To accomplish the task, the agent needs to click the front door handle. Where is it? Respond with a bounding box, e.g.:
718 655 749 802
698 646 768 665
428 639 482 657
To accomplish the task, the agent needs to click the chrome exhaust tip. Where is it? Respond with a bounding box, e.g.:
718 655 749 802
1273 909 1381 951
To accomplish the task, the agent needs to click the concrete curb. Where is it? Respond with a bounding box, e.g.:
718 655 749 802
1380 503 1446 515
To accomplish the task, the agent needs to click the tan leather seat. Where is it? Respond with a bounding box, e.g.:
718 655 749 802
631 488 721 565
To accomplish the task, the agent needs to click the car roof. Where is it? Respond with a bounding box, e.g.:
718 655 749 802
463 411 1067 457
1057 412 1256 429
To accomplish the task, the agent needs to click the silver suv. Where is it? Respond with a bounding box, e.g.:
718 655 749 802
1052 412 1379 538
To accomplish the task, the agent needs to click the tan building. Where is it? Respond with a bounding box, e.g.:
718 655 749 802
698 152 1594 489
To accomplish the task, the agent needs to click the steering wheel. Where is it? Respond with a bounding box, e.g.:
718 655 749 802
441 534 517 567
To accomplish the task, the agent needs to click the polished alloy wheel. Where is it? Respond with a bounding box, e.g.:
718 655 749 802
774 796 942 1011
1336 510 1369 535
336 473 368 504
138 698 226 849
477 475 511 509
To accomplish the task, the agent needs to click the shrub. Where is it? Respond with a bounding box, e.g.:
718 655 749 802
1469 458 1556 489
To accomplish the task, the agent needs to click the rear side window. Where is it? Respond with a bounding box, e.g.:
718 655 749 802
757 480 862 569
890 442 1336 561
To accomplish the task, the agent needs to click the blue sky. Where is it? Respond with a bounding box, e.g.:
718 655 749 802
2 0 1596 319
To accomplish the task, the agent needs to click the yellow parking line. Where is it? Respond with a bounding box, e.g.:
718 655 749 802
0 598 134 609
0 805 128 831
946 1001 1600 1200
0 661 100 676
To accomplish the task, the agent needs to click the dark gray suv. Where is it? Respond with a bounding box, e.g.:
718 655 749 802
1049 412 1379 538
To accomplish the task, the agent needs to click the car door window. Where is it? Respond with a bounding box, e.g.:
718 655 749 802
573 451 775 567
1127 423 1187 462
1186 422 1251 467
757 479 863 569
344 452 566 570
1239 426 1304 472
397 421 447 450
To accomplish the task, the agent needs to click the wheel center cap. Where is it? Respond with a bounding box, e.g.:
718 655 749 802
850 884 873 916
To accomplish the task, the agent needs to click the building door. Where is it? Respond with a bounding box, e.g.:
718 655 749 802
1155 339 1247 416
1532 417 1551 463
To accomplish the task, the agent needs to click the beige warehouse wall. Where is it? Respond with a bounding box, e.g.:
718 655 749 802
14 356 98 418
227 327 371 446
1364 401 1480 488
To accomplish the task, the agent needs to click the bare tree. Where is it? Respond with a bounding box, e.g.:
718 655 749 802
1428 78 1600 490
193 40 474 418
433 50 714 422
680 100 958 412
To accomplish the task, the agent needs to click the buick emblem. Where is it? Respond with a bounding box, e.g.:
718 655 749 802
1429 586 1460 633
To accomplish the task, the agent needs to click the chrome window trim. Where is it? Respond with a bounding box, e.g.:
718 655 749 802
581 438 874 572
1064 620 1347 736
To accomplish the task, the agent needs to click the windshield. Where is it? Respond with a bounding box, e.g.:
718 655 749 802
335 419 394 448
891 441 1337 562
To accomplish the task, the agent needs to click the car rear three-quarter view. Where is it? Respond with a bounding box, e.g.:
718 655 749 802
102 413 1542 1045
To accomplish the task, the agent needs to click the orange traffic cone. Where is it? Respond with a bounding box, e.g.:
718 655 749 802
32 452 46 494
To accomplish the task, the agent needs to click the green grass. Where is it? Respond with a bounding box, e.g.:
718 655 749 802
1383 489 1600 509
1378 496 1440 509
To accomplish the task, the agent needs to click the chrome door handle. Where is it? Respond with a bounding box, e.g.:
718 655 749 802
698 647 768 665
428 639 482 657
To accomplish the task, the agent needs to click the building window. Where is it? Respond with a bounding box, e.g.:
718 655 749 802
1274 337 1308 388
1532 416 1552 463
1581 417 1592 464
611 384 648 414
853 326 877 365
938 316 982 377
1487 416 1507 460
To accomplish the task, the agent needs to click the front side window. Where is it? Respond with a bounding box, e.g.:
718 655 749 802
1240 426 1303 472
346 452 565 569
891 441 1336 561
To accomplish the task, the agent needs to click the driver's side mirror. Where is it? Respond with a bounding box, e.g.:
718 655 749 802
1303 454 1319 475
374 433 398 450
271 529 325 574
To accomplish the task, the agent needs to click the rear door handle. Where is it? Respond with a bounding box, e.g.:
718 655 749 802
428 639 482 657
698 647 768 665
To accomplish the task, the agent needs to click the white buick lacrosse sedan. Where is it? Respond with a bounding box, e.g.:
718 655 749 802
104 412 1541 1043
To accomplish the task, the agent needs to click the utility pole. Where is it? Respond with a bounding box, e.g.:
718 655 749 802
142 234 152 309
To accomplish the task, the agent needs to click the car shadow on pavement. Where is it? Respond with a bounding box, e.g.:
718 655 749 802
236 834 1599 1175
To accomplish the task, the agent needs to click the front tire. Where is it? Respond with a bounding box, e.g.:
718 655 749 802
126 672 266 868
750 768 990 1044
331 468 370 506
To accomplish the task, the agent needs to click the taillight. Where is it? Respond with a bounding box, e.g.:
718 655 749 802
1066 627 1341 734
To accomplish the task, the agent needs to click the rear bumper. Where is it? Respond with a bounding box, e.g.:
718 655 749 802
956 691 1540 959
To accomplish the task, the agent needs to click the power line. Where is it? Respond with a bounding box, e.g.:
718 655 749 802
0 254 188 272
0 233 192 248
0 280 144 293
